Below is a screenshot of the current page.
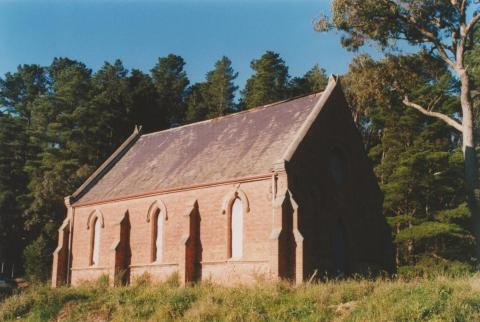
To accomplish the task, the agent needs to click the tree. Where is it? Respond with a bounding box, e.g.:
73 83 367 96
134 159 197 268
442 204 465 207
204 56 238 118
241 51 290 109
465 30 480 138
185 56 238 123
87 59 131 159
0 64 49 274
126 69 163 133
343 53 474 273
22 58 94 280
317 0 480 262
289 64 328 97
185 82 209 123
0 113 29 271
151 55 190 126
0 64 47 123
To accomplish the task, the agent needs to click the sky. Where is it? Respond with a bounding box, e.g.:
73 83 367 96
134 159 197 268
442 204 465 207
0 0 383 90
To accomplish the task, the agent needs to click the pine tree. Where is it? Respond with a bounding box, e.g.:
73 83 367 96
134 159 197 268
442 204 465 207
0 113 29 271
204 56 238 118
241 51 289 109
0 64 48 273
151 55 190 126
22 58 94 280
185 56 238 123
126 69 163 133
185 82 209 123
87 59 131 160
0 64 47 123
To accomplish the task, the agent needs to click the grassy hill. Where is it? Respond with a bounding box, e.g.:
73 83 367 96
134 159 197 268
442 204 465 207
1 274 480 321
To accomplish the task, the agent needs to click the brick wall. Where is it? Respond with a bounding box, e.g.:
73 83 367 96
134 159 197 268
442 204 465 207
67 176 281 286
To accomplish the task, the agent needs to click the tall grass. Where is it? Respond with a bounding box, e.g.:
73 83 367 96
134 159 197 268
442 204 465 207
1 274 480 321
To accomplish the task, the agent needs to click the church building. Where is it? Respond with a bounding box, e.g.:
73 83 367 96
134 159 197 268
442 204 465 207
52 76 393 287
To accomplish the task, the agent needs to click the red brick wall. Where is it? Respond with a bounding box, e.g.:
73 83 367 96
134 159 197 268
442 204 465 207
69 177 280 285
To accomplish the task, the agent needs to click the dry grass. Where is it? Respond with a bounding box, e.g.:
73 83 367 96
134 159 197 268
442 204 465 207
1 274 480 321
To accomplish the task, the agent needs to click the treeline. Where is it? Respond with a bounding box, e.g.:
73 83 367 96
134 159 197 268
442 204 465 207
0 51 328 280
0 48 478 280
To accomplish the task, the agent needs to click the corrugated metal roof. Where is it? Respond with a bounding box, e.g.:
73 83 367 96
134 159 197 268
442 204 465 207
75 92 323 204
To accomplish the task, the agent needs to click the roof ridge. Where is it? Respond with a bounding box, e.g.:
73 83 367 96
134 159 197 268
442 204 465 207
140 91 323 138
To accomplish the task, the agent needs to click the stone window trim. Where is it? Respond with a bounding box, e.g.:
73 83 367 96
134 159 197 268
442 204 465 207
86 209 105 267
222 187 250 260
221 187 250 215
146 199 168 263
86 209 105 230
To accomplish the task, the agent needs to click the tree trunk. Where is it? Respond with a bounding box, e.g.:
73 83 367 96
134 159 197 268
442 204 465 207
459 69 480 264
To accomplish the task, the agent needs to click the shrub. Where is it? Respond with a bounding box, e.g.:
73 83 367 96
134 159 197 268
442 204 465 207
23 235 51 282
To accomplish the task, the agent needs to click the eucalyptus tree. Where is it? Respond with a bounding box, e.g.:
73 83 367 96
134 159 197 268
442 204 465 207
317 0 480 262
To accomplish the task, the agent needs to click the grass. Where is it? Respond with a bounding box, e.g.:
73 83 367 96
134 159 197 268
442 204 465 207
1 274 480 321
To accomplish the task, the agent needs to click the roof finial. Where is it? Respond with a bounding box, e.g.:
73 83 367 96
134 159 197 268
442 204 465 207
134 125 143 134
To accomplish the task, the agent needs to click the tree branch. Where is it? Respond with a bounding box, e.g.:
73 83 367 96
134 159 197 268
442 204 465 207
465 14 480 36
403 96 463 132
399 14 457 68
460 0 467 16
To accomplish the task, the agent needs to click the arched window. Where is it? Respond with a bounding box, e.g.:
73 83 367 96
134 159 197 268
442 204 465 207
91 217 101 266
151 209 164 263
329 147 348 186
230 197 243 259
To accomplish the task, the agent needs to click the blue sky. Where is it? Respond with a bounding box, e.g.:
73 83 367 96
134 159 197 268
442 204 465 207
0 0 381 90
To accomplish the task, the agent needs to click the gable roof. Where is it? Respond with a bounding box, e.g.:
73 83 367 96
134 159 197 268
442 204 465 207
71 76 339 206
